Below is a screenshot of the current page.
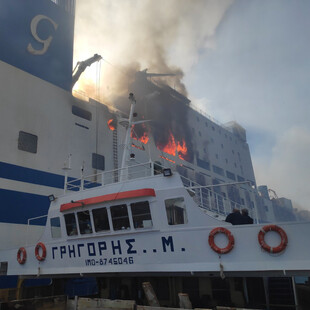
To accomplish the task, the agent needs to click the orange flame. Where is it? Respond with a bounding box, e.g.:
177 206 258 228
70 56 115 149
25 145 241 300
132 143 145 151
160 155 176 163
131 123 149 144
177 139 188 161
158 132 176 156
107 119 116 131
157 132 189 161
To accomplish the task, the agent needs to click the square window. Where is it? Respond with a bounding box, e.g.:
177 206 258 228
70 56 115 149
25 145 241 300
131 201 152 228
77 210 93 234
111 204 130 230
18 131 38 153
64 213 78 236
92 153 105 170
92 208 110 232
165 197 187 225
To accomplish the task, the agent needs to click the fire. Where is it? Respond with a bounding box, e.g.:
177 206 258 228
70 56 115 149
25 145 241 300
158 132 176 156
160 155 176 163
131 123 149 144
107 119 116 131
157 132 189 161
132 143 145 151
177 139 188 161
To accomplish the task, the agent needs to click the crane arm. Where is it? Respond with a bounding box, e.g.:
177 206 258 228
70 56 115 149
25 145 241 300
72 54 102 89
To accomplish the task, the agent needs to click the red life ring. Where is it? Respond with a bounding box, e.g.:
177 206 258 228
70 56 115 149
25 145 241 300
208 227 235 254
258 224 288 254
35 242 47 261
17 247 27 264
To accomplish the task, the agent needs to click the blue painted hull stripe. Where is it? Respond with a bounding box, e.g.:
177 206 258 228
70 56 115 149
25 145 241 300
0 188 49 225
0 161 65 189
0 161 101 190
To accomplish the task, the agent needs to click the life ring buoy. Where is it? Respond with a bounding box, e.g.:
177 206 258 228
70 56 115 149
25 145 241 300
35 242 47 261
208 227 235 254
17 247 27 264
258 224 288 254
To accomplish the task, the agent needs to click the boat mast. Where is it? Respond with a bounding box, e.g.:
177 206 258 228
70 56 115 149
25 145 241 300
120 93 136 181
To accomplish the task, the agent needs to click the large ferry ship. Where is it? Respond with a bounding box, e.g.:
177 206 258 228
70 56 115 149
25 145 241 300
0 0 309 308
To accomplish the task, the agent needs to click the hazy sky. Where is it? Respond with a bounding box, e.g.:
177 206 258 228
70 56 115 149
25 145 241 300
183 0 310 209
74 0 310 209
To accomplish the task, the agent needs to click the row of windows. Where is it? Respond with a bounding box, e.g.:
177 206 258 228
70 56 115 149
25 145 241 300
194 117 240 144
196 158 249 185
50 197 187 238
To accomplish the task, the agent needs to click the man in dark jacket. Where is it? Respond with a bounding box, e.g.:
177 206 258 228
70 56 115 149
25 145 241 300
225 208 244 225
241 208 254 224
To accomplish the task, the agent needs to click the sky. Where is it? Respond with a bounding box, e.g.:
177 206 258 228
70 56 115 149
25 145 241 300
74 0 310 210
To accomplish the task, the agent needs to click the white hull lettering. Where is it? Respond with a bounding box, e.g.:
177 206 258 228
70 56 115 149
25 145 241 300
27 15 58 55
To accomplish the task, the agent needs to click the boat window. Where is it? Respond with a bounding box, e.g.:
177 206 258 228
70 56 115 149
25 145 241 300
77 210 93 234
110 204 130 231
130 201 153 229
72 105 92 121
92 207 110 232
92 153 105 171
18 131 38 154
50 217 61 238
165 197 187 225
64 213 78 236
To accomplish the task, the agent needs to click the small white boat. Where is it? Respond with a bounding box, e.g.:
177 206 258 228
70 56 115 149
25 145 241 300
1 94 310 280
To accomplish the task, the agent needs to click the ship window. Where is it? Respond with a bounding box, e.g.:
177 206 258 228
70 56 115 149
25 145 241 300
110 204 130 231
165 197 187 225
197 158 210 171
72 105 92 121
213 165 224 176
18 131 38 154
92 153 105 170
77 210 93 234
226 170 236 181
64 213 78 236
50 217 61 238
130 201 152 229
237 175 245 182
92 207 110 232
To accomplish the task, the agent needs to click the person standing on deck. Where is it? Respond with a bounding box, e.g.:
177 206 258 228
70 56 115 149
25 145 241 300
225 208 244 225
241 208 254 224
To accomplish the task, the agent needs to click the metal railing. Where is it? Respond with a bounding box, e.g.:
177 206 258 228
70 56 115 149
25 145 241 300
64 161 250 219
65 162 158 192
180 175 244 216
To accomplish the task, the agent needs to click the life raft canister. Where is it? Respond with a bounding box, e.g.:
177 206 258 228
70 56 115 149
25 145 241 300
208 227 235 254
258 224 288 254
17 247 27 264
35 242 47 261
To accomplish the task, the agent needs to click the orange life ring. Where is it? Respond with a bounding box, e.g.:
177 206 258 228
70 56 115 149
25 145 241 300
258 224 288 254
35 242 47 261
208 227 235 254
17 247 27 264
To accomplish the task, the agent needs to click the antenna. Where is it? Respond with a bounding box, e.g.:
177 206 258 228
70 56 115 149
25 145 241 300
119 93 136 181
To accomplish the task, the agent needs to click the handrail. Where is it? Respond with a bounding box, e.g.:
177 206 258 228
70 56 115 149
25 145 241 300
180 175 247 216
26 214 48 245
65 161 160 192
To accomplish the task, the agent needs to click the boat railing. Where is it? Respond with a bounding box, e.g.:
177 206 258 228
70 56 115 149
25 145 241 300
25 215 48 246
65 161 158 192
64 161 243 217
180 175 244 216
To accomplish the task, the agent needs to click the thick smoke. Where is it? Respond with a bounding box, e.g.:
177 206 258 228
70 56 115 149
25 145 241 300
74 0 233 162
74 0 233 101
